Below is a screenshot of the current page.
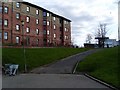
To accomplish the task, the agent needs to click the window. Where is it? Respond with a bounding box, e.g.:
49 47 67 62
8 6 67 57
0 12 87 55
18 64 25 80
64 21 66 24
36 19 39 24
27 6 30 12
54 25 56 29
16 13 20 19
54 34 56 38
43 30 46 34
16 2 20 8
26 27 30 33
0 19 2 25
43 11 46 16
66 21 69 24
26 16 30 22
60 35 62 39
16 36 20 43
4 32 8 40
65 36 67 40
53 17 56 21
47 39 50 43
47 21 50 26
59 19 62 24
65 28 67 31
16 24 20 30
47 13 50 17
0 32 2 39
47 30 50 35
0 7 2 13
4 7 8 13
60 27 62 31
36 39 39 45
43 20 46 25
67 28 69 31
36 9 39 15
65 35 69 40
4 19 8 26
36 29 39 35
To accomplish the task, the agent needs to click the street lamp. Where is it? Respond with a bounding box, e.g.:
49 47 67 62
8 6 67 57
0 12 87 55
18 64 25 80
21 20 27 73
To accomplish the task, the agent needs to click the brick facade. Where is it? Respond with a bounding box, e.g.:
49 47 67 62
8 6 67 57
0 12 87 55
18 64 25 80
0 1 71 47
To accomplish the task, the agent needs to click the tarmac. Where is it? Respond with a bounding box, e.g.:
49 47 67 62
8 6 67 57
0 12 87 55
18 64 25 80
31 49 102 74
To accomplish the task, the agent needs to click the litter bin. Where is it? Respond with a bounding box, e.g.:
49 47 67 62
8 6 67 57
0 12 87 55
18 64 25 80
4 64 19 76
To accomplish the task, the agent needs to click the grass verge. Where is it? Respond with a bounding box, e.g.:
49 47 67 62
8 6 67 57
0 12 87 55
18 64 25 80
76 46 119 88
2 47 89 72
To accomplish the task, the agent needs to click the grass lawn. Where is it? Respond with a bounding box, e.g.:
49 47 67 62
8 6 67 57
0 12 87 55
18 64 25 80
76 46 119 88
2 47 89 72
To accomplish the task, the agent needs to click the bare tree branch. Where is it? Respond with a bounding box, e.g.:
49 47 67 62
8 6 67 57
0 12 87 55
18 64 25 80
86 34 92 44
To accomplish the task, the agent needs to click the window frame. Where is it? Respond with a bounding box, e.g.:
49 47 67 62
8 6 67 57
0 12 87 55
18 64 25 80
53 17 56 21
16 36 20 44
4 32 8 40
16 13 20 19
4 19 8 27
26 6 30 12
26 16 30 23
47 30 50 35
36 9 39 15
43 11 46 17
4 7 8 14
16 24 20 31
0 19 2 25
36 19 39 25
0 6 2 13
36 39 39 45
47 21 50 26
54 25 56 29
0 32 2 39
65 28 67 32
54 33 56 38
36 28 39 35
16 2 20 8
47 39 50 43
26 27 30 33
43 20 46 25
47 13 50 17
43 30 46 35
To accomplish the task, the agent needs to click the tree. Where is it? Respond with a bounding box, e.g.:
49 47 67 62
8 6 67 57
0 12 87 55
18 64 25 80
96 24 107 38
95 23 109 48
86 34 92 44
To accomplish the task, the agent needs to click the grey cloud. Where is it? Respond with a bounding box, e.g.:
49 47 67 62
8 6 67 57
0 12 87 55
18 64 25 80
103 16 114 25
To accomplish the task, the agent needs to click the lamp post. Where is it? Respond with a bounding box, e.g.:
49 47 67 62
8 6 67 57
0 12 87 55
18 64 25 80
21 20 27 73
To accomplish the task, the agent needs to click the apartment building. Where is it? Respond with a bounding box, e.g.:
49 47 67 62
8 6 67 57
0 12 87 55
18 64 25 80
0 1 71 47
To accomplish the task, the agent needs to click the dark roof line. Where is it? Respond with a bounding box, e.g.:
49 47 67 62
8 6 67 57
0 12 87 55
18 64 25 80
21 1 71 22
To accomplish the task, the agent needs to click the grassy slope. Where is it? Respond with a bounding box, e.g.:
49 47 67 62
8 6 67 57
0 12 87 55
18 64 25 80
0 48 2 65
2 47 89 72
76 47 119 88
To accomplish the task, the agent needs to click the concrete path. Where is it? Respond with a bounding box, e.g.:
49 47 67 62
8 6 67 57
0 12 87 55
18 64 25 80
2 74 112 89
31 49 102 74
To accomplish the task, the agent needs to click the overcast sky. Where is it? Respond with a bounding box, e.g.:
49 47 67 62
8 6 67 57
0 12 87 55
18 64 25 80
24 0 118 46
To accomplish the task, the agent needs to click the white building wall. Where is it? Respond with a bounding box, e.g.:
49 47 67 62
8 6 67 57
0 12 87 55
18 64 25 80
104 39 118 47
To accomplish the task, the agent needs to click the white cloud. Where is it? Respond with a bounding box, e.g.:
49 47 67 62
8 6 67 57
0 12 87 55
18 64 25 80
24 0 118 46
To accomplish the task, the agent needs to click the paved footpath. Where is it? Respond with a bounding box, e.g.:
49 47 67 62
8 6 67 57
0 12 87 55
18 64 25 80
31 49 102 74
2 49 112 89
3 74 112 89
